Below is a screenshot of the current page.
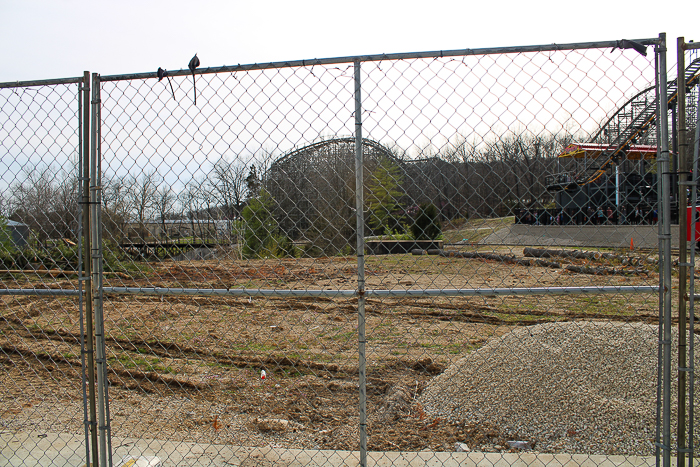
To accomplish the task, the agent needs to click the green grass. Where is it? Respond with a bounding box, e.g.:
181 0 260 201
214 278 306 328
418 342 442 349
236 342 277 353
567 297 637 317
279 368 304 377
330 330 356 341
153 364 176 374
109 353 176 374
448 343 469 354
492 312 559 324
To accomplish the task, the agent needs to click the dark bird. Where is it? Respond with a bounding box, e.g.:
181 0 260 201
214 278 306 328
157 67 176 101
188 54 201 105
613 39 647 57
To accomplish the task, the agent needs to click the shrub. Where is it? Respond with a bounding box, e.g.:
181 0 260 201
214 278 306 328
0 218 16 268
275 235 299 258
242 190 278 258
241 190 296 258
411 203 441 240
366 157 405 235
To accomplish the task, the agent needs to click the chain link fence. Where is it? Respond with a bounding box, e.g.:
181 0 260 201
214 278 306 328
2 35 698 467
0 76 93 465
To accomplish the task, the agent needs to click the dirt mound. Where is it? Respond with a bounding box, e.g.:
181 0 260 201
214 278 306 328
419 321 699 455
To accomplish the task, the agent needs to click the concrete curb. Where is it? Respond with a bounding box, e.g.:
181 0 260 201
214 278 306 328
480 225 676 249
1 431 670 467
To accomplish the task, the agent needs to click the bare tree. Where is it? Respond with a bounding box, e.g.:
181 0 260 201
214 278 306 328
210 157 248 220
53 171 80 239
0 192 9 218
102 173 132 244
180 176 214 241
245 165 262 202
154 182 176 240
11 165 80 244
126 171 158 241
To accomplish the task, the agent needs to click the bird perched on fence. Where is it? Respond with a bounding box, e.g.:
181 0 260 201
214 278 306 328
188 54 200 105
157 67 176 101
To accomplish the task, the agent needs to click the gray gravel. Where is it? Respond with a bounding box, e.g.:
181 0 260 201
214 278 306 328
418 320 700 456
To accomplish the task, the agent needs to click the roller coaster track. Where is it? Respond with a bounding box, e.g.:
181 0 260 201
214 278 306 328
273 136 396 167
579 57 700 186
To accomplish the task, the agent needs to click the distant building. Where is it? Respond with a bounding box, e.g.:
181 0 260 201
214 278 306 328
123 219 232 242
5 220 29 249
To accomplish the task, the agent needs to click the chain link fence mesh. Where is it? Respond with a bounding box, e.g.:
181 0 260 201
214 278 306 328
3 37 699 467
0 79 91 465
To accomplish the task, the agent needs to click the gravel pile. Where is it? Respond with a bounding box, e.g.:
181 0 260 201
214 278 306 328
418 321 700 456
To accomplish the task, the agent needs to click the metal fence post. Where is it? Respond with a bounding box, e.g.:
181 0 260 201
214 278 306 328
677 36 689 467
78 70 95 467
655 45 664 467
91 72 110 467
354 58 368 467
685 37 700 467
96 72 114 467
656 32 673 467
80 70 100 467
689 65 699 467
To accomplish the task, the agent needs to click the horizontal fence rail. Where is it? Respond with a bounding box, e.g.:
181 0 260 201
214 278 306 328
101 285 659 297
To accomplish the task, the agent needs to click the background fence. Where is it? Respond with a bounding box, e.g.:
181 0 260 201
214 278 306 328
1 34 697 467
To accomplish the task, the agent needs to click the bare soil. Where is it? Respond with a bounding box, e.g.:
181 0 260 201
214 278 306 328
0 247 663 453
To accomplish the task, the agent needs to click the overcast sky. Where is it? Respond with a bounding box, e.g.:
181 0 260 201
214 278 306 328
0 0 696 83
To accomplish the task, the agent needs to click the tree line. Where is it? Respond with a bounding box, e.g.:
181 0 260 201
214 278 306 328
1 131 573 255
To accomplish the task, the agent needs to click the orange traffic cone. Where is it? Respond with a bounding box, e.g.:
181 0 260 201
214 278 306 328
630 238 634 251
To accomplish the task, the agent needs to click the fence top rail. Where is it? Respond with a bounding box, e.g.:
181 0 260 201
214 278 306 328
0 76 83 89
0 37 660 87
97 37 661 82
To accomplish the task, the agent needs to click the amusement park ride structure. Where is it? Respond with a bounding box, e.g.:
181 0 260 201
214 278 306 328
546 56 700 224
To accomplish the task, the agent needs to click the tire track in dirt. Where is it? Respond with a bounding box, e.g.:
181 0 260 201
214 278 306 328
366 298 660 325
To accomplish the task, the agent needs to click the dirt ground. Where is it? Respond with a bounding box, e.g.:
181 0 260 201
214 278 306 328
0 246 663 453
